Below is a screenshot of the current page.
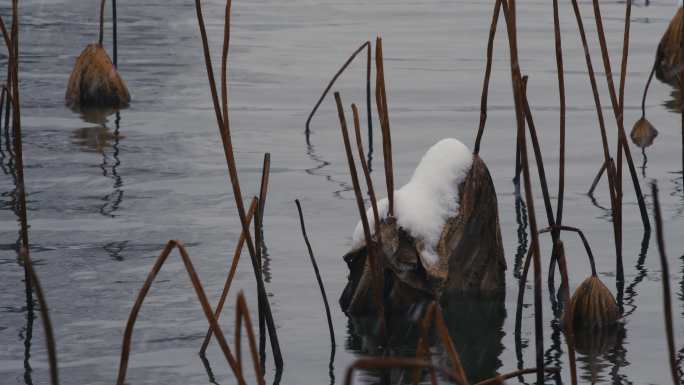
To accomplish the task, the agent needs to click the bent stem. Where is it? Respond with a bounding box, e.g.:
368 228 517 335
115 240 246 385
375 37 394 218
295 199 336 349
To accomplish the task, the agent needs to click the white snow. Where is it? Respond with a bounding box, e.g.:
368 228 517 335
350 138 473 266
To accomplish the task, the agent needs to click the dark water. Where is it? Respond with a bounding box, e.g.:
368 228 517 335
1 0 684 384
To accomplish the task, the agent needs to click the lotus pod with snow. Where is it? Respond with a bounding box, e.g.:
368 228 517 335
655 6 684 86
339 139 506 315
65 44 130 110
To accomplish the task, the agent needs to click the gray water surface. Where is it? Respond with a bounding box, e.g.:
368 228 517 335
1 0 684 384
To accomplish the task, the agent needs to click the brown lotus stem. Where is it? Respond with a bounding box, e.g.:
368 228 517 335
235 291 265 385
418 302 469 385
375 37 394 218
295 199 336 349
99 0 106 46
112 0 117 66
552 0 566 227
473 0 501 155
497 1 544 380
652 182 682 385
194 0 282 368
555 240 578 385
116 240 246 385
305 41 371 137
21 249 60 385
255 153 270 368
199 197 258 354
540 225 597 277
335 91 386 335
352 103 381 238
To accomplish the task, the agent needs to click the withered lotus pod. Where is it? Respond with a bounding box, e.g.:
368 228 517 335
339 151 505 316
65 44 130 110
655 7 684 86
630 117 658 149
567 276 620 331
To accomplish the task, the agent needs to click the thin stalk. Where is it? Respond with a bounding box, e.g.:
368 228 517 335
552 0 566 227
305 41 371 137
334 92 386 333
194 0 282 368
21 250 59 385
256 153 270 370
352 103 380 238
555 241 578 385
116 241 246 385
540 225 597 277
640 62 657 120
295 199 335 349
112 0 117 67
99 0 106 46
375 37 394 217
235 292 265 385
473 0 501 155
498 1 544 380
199 198 258 354
652 182 682 385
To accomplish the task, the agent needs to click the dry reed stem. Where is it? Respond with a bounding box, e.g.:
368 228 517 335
415 302 469 385
474 367 560 385
552 0 566 227
194 0 282 368
199 197 258 354
588 160 608 197
351 103 381 239
255 153 270 367
334 91 386 334
235 291 265 385
99 0 106 45
21 249 59 385
555 240 578 385
498 2 544 379
473 0 501 155
305 41 372 137
115 240 246 385
295 199 336 349
344 357 459 385
375 37 394 218
652 182 682 385
112 0 117 66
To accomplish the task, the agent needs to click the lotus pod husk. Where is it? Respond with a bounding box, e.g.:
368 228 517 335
655 7 684 86
339 155 506 315
567 276 620 331
630 117 658 149
65 44 130 110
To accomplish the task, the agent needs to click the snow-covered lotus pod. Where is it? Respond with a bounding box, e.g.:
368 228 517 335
339 139 505 315
655 7 684 86
567 276 620 331
65 44 130 110
630 117 658 149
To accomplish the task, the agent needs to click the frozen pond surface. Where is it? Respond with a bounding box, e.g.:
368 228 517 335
1 0 684 384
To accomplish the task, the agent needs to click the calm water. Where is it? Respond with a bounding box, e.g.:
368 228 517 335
1 0 684 384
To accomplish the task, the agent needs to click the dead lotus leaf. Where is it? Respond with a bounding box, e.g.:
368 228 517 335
630 117 658 149
66 44 130 110
655 7 684 86
567 276 620 331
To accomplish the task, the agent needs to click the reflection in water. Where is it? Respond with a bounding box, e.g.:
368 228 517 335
345 296 505 384
513 196 528 279
305 140 353 200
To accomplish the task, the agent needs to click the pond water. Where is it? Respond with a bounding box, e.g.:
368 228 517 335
1 0 684 384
